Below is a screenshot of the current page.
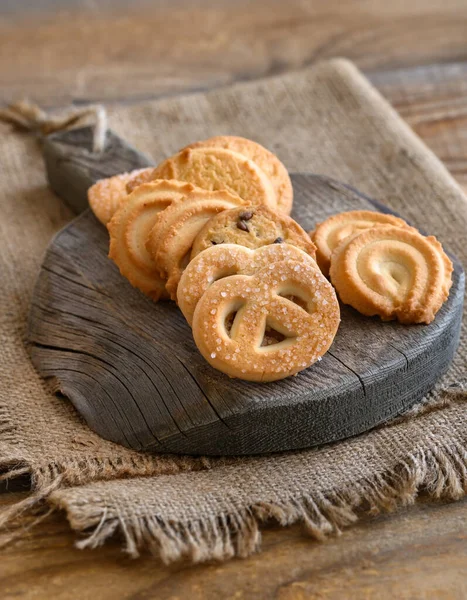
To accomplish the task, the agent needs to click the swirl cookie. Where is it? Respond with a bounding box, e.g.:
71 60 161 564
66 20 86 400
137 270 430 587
108 179 198 300
311 210 413 275
178 243 319 325
191 257 340 382
329 226 453 324
147 189 247 299
88 168 153 225
133 147 277 209
191 205 316 260
183 136 293 214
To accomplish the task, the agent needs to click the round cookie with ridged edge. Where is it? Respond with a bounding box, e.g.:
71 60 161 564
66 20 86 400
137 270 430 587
88 168 153 225
125 168 157 194
107 179 199 300
191 204 316 260
329 226 453 324
147 188 248 300
310 210 414 276
145 147 277 210
183 136 293 214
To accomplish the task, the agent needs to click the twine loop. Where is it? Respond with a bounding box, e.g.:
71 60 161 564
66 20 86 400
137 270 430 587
0 100 107 153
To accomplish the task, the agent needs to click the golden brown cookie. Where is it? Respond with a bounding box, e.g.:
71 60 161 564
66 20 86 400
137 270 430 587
125 168 158 194
178 243 318 326
191 204 316 260
184 136 293 214
147 189 247 300
107 180 198 300
134 147 277 209
311 210 413 276
329 226 453 324
191 255 340 382
88 168 153 225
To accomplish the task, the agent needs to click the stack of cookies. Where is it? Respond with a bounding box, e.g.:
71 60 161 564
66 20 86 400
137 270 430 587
88 136 453 382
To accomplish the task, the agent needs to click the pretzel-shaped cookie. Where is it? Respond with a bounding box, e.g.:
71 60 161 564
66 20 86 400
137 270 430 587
192 259 340 381
108 179 198 300
147 189 247 299
178 243 318 326
310 210 413 275
330 226 453 324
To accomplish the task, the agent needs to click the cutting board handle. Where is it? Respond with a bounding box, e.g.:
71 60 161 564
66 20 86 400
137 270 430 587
43 126 154 214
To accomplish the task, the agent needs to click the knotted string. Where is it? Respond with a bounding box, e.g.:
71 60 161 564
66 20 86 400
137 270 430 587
0 100 107 153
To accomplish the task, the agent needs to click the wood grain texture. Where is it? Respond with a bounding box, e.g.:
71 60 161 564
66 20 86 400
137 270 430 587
3 3 467 191
28 155 464 454
2 0 467 107
2 491 467 600
372 62 467 190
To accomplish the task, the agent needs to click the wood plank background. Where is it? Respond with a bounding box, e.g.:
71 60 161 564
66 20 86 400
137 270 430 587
2 491 466 599
1 1 467 597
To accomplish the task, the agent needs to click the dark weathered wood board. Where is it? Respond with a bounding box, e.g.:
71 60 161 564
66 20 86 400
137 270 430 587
27 128 464 455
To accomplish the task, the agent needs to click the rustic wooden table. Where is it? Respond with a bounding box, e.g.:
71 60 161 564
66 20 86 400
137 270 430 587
2 1 467 598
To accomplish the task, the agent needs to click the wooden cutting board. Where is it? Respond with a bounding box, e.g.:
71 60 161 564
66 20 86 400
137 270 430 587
27 127 464 455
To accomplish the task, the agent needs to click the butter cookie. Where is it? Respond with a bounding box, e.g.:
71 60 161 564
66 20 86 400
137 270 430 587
147 189 247 299
311 210 413 275
108 180 198 300
192 257 340 381
178 243 318 325
184 136 293 214
132 147 277 209
88 168 153 225
329 226 453 324
125 168 157 194
191 204 316 260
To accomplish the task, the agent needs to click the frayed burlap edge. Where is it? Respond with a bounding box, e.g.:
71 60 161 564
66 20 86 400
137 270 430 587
0 394 221 549
53 430 467 565
1 391 465 563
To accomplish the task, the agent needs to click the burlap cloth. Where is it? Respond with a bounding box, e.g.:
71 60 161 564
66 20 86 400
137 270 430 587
1 59 466 564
